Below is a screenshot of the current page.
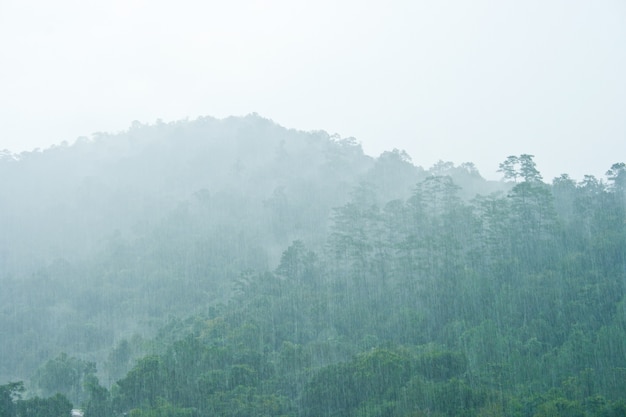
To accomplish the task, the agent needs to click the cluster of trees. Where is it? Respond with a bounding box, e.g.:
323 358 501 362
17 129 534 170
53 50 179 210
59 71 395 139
37 160 626 415
1 381 71 417
1 116 624 416
0 115 376 383
96 155 623 416
0 116 504 385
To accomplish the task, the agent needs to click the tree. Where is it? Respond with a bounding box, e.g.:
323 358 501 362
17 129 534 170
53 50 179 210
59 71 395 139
498 155 520 182
83 374 111 417
518 154 542 183
551 174 577 225
498 154 542 183
1 383 72 417
606 162 626 193
105 339 133 384
275 240 318 285
497 155 558 271
31 353 96 406
606 162 626 220
0 382 24 417
114 355 165 412
15 393 72 417
126 399 197 417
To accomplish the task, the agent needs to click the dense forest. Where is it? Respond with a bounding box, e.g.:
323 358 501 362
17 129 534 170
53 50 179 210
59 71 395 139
1 115 625 417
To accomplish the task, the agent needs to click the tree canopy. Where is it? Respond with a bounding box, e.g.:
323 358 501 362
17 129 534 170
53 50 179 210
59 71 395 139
1 118 624 417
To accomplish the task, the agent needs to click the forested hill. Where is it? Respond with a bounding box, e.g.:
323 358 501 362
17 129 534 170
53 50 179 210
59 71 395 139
1 115 625 417
1 115 494 276
0 114 501 383
0 114 375 276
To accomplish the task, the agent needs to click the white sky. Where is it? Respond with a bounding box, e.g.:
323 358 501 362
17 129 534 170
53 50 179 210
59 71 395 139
1 0 625 180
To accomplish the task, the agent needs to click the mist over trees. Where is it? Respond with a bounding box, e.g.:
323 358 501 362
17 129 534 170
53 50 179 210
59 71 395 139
1 115 624 417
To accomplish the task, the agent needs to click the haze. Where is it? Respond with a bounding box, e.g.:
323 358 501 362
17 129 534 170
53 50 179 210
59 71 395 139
1 0 624 180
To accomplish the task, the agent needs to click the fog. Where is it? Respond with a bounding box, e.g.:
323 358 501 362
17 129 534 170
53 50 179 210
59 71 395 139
1 116 624 415
1 2 626 416
1 0 625 180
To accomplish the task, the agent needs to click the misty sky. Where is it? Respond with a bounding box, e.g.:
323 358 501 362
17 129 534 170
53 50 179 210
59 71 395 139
1 0 624 180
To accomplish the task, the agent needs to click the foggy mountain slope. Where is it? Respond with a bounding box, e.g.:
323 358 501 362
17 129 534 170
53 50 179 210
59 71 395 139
1 115 624 416
104 157 624 417
0 115 372 276
0 114 507 388
0 114 379 382
9 154 624 416
0 115 369 381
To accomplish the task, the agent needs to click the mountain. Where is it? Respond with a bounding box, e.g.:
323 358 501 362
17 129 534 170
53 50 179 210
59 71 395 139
6 116 621 417
0 114 504 385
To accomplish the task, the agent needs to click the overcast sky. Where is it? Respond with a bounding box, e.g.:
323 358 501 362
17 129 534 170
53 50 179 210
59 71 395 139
1 0 624 180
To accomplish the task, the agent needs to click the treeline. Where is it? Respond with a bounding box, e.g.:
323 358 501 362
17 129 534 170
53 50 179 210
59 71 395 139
0 115 374 381
1 117 624 416
0 116 502 385
12 156 624 417
1 382 72 417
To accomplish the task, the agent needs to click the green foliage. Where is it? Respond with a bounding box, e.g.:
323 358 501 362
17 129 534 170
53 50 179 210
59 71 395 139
31 353 95 406
2 125 626 417
83 375 111 417
416 350 467 381
498 154 542 183
128 399 197 417
0 382 72 417
0 382 24 417
115 355 165 410
15 393 72 417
